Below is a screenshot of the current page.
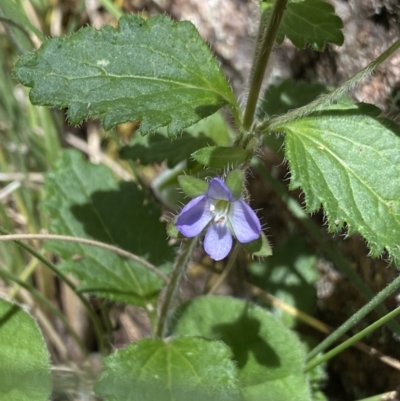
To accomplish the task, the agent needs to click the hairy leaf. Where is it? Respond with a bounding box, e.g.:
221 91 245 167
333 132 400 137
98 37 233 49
43 150 172 305
95 337 241 401
178 176 208 198
262 0 344 50
172 296 311 401
225 169 245 200
240 232 272 258
258 80 329 156
0 298 51 401
14 14 238 136
282 103 400 262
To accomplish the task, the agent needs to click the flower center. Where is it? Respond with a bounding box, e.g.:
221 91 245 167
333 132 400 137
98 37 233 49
209 199 230 225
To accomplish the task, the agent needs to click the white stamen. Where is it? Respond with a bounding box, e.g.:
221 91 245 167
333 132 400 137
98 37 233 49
209 204 216 213
215 215 226 224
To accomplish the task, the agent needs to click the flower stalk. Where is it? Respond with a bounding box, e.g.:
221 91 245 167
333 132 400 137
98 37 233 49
156 236 198 338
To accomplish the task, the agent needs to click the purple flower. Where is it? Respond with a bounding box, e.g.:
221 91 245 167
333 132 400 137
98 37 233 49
176 178 261 261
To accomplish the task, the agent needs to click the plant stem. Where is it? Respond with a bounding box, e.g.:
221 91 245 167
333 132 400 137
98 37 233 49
257 38 400 132
0 226 106 355
305 304 400 372
156 237 198 338
307 273 400 361
253 159 400 334
0 233 167 282
242 0 288 131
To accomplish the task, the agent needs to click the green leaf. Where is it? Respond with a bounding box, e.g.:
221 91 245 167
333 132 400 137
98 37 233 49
249 237 318 327
0 298 51 401
225 169 244 200
171 296 311 401
258 79 330 119
240 232 272 258
178 176 208 198
185 111 235 146
14 14 238 136
283 102 400 262
120 132 212 168
262 0 344 51
166 218 184 239
120 111 234 168
258 80 330 156
95 337 241 401
43 150 172 305
192 146 251 168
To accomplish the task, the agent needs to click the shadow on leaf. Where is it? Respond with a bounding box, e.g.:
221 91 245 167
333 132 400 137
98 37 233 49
70 181 172 266
212 303 280 369
120 132 213 168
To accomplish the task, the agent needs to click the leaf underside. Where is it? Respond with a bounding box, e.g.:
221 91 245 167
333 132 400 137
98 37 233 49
14 14 237 136
283 103 400 262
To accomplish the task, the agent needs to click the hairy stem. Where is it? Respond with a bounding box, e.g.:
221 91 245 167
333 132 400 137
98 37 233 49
156 237 198 338
305 304 400 372
257 38 400 132
242 0 288 131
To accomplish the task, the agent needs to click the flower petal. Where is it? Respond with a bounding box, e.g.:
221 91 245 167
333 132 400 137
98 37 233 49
176 195 212 237
229 200 261 243
207 178 233 202
204 223 232 261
